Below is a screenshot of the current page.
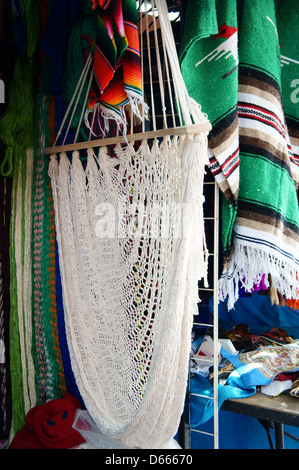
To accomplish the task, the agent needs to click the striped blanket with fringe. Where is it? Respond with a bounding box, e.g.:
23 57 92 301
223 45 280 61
181 0 299 310
88 0 148 132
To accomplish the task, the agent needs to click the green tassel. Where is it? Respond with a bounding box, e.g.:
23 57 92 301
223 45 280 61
0 0 39 177
0 146 14 177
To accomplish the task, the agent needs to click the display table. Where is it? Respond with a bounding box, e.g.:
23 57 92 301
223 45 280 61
221 392 299 448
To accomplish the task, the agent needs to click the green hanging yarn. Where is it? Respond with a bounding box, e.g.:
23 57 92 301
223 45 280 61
0 0 39 177
9 146 38 438
20 0 40 60
0 56 36 176
9 152 26 436
31 93 67 404
4 0 40 438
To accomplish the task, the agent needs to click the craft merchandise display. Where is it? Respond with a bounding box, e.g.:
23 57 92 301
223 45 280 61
180 0 299 311
0 0 209 448
2 0 299 451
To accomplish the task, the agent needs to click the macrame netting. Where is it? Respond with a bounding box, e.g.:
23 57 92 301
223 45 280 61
48 0 210 449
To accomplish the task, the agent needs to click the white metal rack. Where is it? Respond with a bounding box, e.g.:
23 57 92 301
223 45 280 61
137 3 221 450
137 5 221 449
182 173 220 449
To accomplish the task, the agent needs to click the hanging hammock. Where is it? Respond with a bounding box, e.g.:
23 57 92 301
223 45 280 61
44 0 211 448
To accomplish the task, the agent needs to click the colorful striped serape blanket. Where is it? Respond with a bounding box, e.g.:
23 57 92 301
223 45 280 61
87 0 148 133
180 0 299 310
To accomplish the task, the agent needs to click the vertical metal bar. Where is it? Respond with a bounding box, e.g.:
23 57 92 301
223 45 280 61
185 362 192 449
213 181 220 449
275 423 285 449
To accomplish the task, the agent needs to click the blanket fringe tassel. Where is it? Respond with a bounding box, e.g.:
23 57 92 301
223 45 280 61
219 245 299 311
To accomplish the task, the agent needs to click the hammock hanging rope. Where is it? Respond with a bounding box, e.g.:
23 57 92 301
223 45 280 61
44 0 211 448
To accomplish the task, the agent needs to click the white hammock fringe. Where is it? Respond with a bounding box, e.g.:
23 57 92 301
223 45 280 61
49 131 208 448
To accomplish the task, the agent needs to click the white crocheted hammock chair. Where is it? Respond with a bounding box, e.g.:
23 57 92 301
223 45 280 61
45 0 211 449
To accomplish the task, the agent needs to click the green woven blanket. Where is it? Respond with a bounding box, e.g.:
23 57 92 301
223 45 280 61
180 0 299 309
180 0 239 256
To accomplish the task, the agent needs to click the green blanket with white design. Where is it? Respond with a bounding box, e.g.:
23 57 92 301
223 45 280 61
180 0 299 309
